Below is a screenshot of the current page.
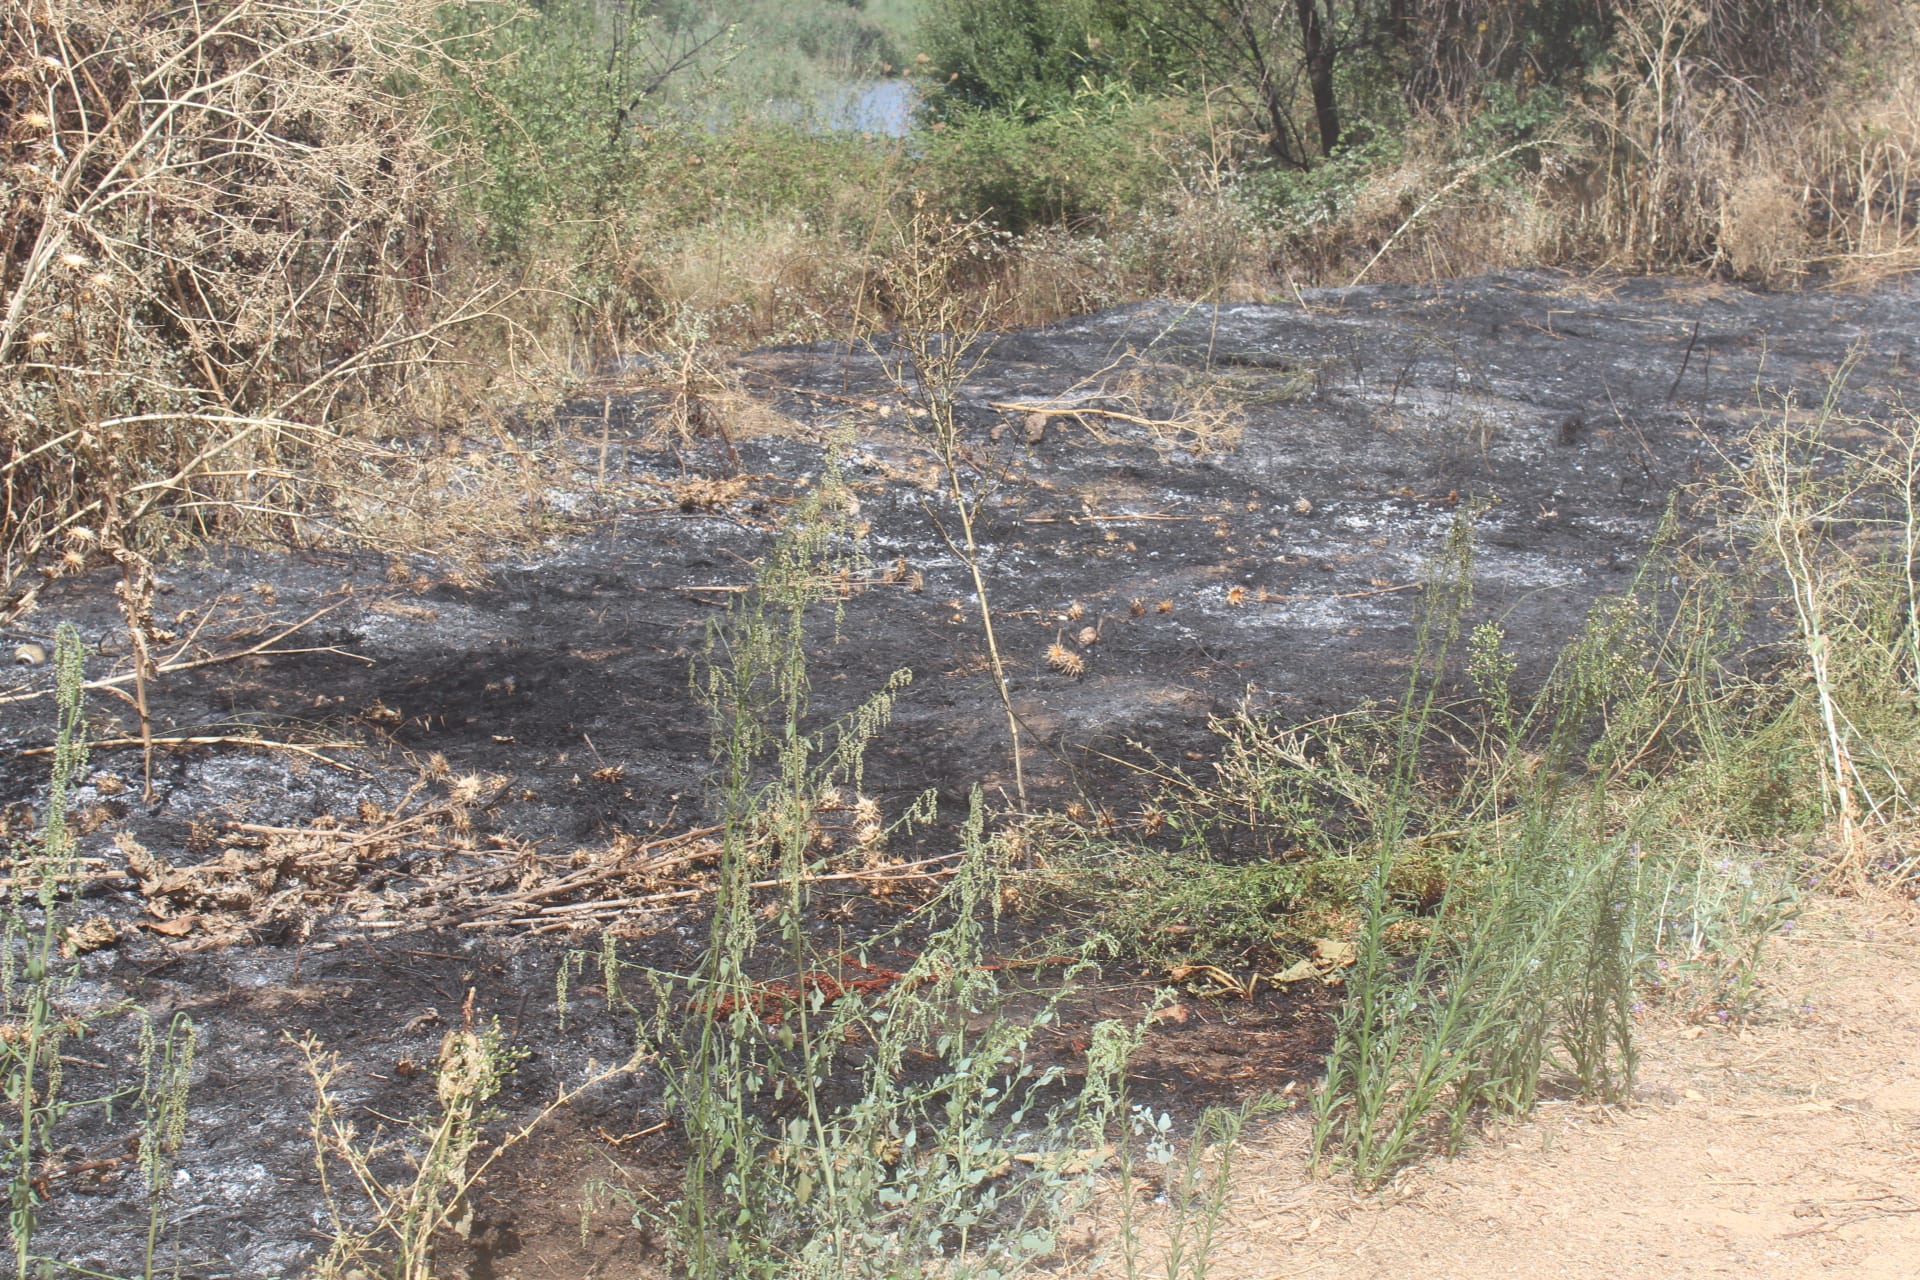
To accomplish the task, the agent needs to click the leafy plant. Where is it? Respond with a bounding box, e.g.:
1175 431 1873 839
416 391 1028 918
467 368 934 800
587 445 1139 1278
1110 1100 1259 1280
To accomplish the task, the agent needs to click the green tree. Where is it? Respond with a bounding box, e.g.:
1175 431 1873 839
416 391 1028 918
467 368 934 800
922 0 1183 112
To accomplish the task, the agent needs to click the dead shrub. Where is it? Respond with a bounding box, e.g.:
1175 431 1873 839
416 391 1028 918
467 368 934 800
0 0 494 605
1567 0 1917 279
1721 169 1810 287
1579 0 1749 268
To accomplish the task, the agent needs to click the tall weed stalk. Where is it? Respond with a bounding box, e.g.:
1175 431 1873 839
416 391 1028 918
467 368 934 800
137 1014 196 1280
1 625 129 1275
1737 389 1920 884
879 200 1027 805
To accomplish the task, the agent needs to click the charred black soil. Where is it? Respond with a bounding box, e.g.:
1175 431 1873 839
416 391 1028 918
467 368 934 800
2 270 1915 1278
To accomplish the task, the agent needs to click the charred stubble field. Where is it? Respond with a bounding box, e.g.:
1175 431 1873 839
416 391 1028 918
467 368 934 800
2 270 1915 1277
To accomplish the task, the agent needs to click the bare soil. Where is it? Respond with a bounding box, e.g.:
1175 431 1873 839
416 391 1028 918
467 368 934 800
1 269 1916 1276
1082 892 1920 1280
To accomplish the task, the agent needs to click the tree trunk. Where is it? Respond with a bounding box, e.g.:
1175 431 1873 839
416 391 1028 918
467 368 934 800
1294 0 1340 155
1231 2 1307 167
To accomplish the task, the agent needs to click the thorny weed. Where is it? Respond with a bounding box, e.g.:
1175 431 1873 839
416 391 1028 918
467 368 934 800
300 999 641 1280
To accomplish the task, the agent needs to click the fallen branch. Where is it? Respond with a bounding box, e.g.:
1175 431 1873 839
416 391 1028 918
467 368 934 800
20 734 364 774
987 399 1183 432
1022 512 1198 524
454 851 964 929
0 602 352 705
1262 583 1420 603
455 827 726 918
0 866 131 893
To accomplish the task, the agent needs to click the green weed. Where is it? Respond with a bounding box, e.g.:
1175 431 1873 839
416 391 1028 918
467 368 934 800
1029 409 1920 1190
1 627 132 1276
583 447 1143 1278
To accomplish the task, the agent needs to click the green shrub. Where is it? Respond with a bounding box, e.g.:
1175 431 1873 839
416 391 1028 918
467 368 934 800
921 0 1124 112
920 94 1200 232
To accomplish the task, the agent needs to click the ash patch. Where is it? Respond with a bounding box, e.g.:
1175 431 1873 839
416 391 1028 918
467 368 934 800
0 270 1915 1275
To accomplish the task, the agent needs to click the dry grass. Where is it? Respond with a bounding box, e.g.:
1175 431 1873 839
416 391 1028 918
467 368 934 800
1565 0 1920 284
651 218 882 344
991 195 1268 326
1799 4 1920 282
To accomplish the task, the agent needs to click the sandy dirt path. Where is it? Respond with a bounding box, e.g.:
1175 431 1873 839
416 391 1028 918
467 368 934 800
1081 893 1920 1279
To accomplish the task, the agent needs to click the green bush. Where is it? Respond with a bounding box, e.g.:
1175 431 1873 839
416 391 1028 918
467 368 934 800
921 0 1120 112
433 0 912 343
919 93 1199 232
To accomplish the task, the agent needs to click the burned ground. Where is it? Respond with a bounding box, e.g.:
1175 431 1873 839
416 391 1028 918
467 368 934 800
1 270 1914 1277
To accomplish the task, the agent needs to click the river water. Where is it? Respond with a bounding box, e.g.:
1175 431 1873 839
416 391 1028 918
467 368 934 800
774 76 918 136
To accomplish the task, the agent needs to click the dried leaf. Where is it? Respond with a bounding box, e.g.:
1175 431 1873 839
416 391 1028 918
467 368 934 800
60 916 119 956
1273 958 1320 984
1312 937 1357 967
